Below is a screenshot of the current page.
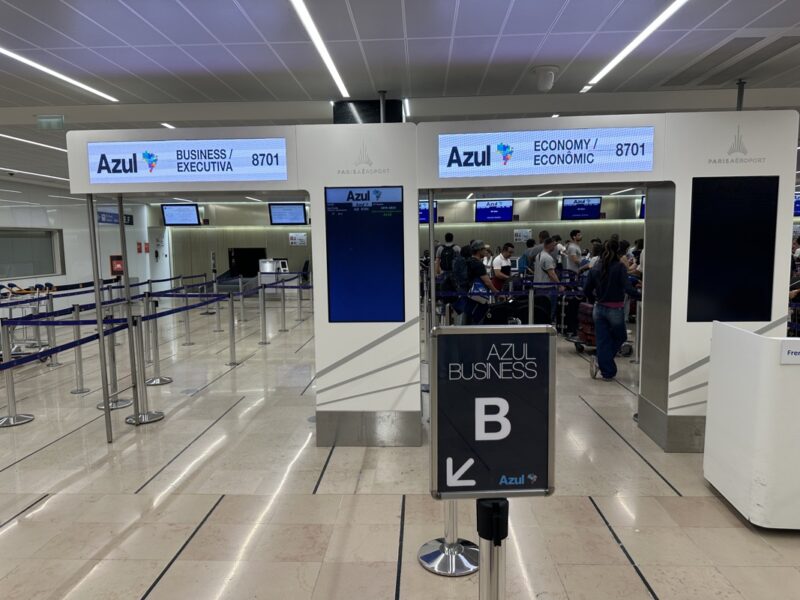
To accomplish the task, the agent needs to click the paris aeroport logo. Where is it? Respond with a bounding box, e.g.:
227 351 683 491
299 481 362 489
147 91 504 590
96 150 157 174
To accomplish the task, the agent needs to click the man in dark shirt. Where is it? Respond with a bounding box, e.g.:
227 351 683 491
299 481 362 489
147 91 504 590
464 239 499 324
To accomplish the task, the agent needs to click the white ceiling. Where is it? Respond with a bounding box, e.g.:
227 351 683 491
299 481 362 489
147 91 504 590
0 0 799 186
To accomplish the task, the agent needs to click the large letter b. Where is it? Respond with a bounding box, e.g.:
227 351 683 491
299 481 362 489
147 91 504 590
475 397 511 441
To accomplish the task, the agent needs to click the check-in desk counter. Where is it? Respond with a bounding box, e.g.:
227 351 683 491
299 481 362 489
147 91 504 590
704 321 800 529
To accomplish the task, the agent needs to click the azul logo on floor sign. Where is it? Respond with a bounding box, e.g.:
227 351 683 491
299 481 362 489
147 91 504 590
438 126 654 178
87 137 288 184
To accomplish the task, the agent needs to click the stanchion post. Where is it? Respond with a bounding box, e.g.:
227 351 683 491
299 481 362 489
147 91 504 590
143 294 152 363
30 305 44 348
418 500 479 576
147 279 153 295
258 285 269 345
528 287 534 325
296 282 303 321
213 280 223 332
146 298 172 386
238 276 247 322
182 295 194 346
477 499 508 600
69 304 90 394
125 316 164 425
631 300 642 366
279 280 289 332
97 308 133 411
227 293 238 366
0 323 34 427
45 294 61 367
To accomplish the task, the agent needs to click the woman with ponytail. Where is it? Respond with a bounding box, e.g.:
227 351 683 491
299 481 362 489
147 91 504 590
584 240 642 381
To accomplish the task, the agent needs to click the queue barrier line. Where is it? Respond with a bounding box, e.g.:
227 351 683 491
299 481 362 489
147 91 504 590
0 323 128 372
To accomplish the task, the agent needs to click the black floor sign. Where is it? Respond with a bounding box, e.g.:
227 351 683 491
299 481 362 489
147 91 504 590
431 326 555 499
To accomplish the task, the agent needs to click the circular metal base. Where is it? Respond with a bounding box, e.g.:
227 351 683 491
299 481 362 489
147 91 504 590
417 538 479 577
279 328 289 333
146 376 173 386
201 310 216 315
226 361 239 367
0 414 34 428
258 341 270 346
212 329 224 333
125 410 165 426
97 398 133 411
182 342 195 346
70 387 91 395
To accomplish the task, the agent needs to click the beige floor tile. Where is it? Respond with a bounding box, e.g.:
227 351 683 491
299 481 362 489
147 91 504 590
403 494 475 526
531 496 606 528
656 496 745 528
252 524 334 562
269 494 343 524
336 494 401 525
683 527 790 566
399 560 478 599
324 524 399 562
206 494 277 524
0 558 96 600
312 561 396 600
556 564 651 599
758 530 800 564
58 559 165 600
105 522 195 559
0 520 70 558
148 560 320 600
717 566 800 600
592 495 680 527
507 560 567 600
33 522 129 560
541 526 628 565
615 527 713 566
640 566 745 600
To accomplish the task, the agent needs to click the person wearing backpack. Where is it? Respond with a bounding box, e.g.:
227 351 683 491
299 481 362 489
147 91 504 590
435 232 460 275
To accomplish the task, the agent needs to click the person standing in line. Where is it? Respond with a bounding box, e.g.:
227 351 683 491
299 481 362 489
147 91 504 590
464 240 499 324
533 237 563 322
551 234 565 267
562 229 583 335
435 232 460 275
526 230 550 268
564 230 583 274
491 242 515 291
584 240 641 381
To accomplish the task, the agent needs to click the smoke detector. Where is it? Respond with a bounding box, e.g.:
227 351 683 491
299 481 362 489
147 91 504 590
530 66 560 92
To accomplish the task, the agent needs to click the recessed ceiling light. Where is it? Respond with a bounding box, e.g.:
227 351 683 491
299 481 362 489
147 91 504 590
579 85 593 93
329 101 334 107
0 45 118 102
287 0 350 98
551 114 559 118
588 0 692 87
466 192 474 200
537 190 553 197
0 167 68 181
244 196 264 202
0 133 66 152
48 195 83 201
0 188 22 193
404 98 411 117
161 123 175 129
172 197 194 203
610 188 635 195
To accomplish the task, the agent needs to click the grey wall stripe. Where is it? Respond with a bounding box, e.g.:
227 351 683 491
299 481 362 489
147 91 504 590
315 317 420 378
668 399 708 412
668 381 709 399
315 354 419 394
669 314 790 382
317 381 420 407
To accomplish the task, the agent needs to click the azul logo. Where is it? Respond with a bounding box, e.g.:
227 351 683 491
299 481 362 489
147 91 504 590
446 144 492 168
496 143 513 165
727 125 747 156
96 153 138 174
142 151 158 172
498 473 537 486
345 189 380 202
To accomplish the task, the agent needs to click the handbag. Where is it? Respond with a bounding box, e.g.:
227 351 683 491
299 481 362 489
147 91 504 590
468 279 491 304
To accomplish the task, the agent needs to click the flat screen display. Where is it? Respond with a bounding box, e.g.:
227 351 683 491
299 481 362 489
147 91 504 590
639 197 646 219
688 176 778 322
438 126 654 178
419 201 438 224
269 203 306 225
325 186 405 322
794 194 800 217
561 197 601 220
87 137 288 185
161 203 201 226
475 199 513 222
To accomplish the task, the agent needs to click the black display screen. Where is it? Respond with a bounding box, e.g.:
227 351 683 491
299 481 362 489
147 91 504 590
475 199 513 222
687 176 778 322
325 186 405 322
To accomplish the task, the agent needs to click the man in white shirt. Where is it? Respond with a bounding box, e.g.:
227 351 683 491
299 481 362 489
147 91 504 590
491 242 514 290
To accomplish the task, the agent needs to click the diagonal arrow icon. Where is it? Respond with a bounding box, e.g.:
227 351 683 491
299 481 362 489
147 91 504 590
446 457 476 487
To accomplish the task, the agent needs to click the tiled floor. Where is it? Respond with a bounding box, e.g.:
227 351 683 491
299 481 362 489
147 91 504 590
0 296 798 599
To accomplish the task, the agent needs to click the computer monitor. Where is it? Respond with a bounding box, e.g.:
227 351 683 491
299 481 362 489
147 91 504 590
419 201 438 224
794 194 800 217
161 203 201 226
561 197 602 220
509 257 520 272
639 197 646 219
475 199 513 222
269 203 306 225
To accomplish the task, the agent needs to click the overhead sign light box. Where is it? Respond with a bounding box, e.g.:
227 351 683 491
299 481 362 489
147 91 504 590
438 126 654 179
